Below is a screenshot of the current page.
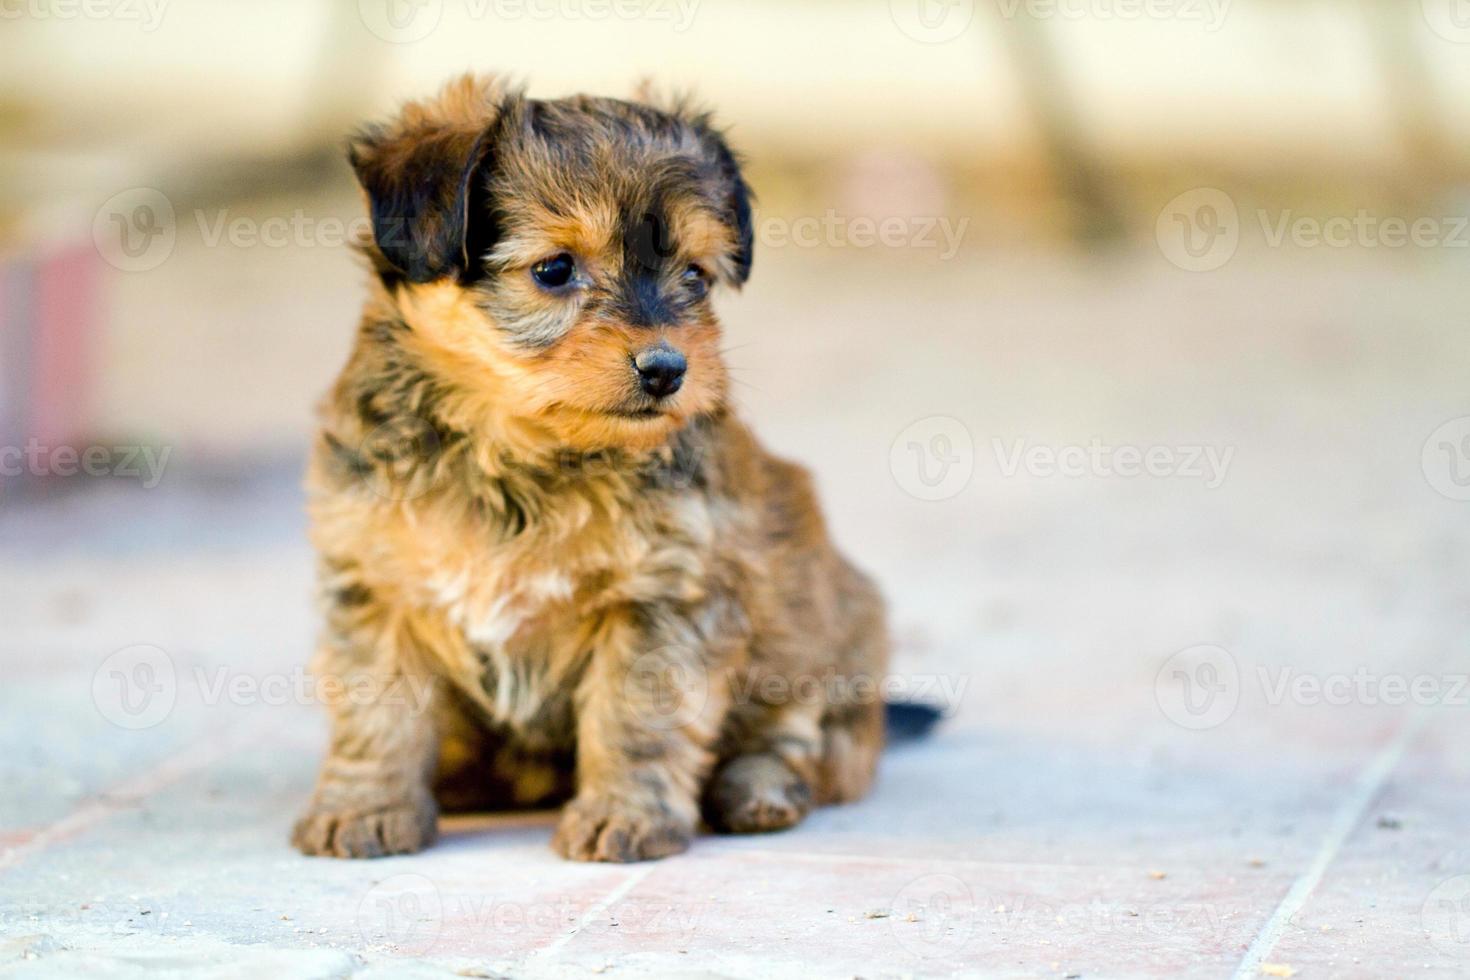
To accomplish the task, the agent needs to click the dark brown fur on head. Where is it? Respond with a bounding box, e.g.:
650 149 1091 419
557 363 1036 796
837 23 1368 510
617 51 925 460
346 75 753 456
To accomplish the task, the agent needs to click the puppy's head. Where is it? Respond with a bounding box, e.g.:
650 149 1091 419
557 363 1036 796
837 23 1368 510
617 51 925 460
349 74 753 454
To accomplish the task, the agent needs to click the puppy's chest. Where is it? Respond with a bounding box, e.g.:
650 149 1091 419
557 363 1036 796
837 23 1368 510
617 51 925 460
395 484 715 729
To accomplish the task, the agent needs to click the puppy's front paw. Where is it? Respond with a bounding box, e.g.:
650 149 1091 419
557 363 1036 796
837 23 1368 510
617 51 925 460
292 797 438 858
552 794 691 862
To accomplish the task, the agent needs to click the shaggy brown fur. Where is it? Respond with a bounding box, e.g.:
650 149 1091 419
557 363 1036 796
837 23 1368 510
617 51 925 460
292 74 890 862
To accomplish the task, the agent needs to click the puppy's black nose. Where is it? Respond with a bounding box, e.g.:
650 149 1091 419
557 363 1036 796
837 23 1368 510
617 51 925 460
634 347 686 399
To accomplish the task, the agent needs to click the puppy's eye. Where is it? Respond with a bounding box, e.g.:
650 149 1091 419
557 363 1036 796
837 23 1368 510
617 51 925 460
531 253 576 290
682 263 710 291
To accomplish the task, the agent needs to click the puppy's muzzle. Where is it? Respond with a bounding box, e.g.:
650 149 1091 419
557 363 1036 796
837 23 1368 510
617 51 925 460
634 345 686 399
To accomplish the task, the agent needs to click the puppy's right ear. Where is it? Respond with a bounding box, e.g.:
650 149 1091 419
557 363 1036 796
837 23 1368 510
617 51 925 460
348 74 513 284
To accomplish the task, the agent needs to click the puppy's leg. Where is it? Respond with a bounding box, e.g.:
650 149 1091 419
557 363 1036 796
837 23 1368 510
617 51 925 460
292 599 444 858
553 606 728 862
703 703 822 834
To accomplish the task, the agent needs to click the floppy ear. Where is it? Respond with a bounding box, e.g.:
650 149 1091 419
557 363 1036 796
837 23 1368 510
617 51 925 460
704 131 754 286
642 85 756 287
348 74 510 284
687 120 755 287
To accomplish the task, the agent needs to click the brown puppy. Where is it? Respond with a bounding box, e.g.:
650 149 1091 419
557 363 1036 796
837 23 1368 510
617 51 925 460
292 75 903 862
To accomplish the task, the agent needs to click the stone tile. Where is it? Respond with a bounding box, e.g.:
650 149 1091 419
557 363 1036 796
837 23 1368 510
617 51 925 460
550 849 1291 978
1245 706 1470 979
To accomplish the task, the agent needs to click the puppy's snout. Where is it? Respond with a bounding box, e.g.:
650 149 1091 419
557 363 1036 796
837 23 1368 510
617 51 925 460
634 346 687 399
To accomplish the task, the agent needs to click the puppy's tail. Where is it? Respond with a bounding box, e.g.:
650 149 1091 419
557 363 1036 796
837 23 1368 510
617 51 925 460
884 700 944 744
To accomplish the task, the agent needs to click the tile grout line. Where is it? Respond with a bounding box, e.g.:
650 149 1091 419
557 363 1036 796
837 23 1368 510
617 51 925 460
531 863 657 961
1229 707 1433 980
0 723 253 875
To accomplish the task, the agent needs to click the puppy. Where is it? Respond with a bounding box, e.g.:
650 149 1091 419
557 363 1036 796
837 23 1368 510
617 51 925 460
292 75 923 862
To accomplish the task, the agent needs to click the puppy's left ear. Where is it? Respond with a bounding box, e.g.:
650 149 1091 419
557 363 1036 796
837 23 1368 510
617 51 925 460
348 74 513 284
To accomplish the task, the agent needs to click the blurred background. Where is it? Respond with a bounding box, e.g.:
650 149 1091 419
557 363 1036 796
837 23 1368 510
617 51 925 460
4 0 1468 461
3 2 1470 975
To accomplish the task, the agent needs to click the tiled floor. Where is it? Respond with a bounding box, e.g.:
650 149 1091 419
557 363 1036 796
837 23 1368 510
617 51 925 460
2 244 1469 977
